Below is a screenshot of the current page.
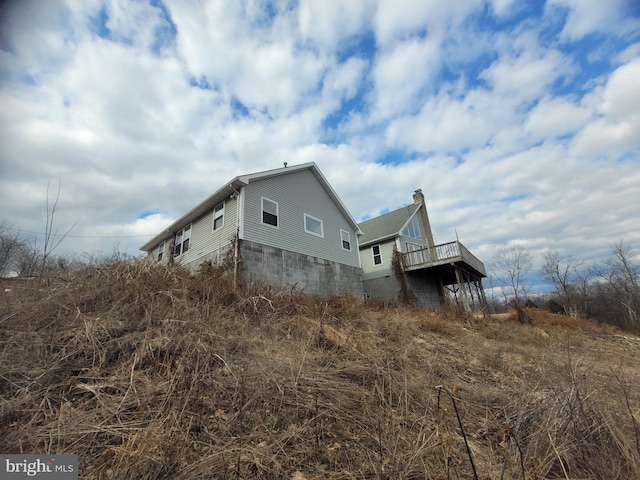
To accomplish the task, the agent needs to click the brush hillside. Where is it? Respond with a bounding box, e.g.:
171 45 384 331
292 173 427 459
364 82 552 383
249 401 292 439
1 259 639 479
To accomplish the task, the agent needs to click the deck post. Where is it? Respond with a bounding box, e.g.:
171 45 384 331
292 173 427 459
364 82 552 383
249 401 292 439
454 265 471 311
477 279 489 313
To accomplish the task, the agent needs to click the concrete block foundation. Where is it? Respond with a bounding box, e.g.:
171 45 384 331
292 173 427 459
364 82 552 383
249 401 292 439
239 240 364 298
363 272 442 309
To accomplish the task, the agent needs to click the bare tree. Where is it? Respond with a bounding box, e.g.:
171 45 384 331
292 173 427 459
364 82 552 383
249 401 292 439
16 237 42 276
484 273 505 313
541 251 582 315
38 180 78 283
573 265 593 315
593 241 639 330
0 221 26 276
493 244 533 307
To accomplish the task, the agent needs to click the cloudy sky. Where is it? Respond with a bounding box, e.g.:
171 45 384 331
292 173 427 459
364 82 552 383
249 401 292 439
1 0 639 289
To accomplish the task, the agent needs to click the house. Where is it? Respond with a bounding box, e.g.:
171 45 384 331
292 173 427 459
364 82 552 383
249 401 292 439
140 163 364 297
358 189 487 310
141 163 487 310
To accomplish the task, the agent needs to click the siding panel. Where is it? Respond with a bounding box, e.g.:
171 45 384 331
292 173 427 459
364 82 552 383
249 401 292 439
174 197 238 267
242 170 360 268
360 240 396 280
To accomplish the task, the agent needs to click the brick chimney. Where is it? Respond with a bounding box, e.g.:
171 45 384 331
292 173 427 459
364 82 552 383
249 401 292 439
412 189 436 256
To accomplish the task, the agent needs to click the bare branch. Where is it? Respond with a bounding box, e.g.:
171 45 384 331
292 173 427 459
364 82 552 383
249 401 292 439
492 244 532 306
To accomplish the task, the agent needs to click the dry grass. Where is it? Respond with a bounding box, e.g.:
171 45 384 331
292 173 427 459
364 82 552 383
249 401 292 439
1 259 639 479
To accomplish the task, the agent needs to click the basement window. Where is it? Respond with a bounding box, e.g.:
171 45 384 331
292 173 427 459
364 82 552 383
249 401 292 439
174 225 191 255
262 197 279 227
372 245 382 265
341 229 351 251
213 202 224 231
304 214 324 237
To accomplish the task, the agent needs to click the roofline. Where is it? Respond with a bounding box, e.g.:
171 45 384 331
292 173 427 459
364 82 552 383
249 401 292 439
140 178 246 251
357 203 422 248
301 163 363 236
398 204 423 233
358 234 398 248
140 162 362 252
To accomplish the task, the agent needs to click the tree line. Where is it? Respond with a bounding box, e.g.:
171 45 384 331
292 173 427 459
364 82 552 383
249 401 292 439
488 241 640 332
1 183 79 280
0 221 69 277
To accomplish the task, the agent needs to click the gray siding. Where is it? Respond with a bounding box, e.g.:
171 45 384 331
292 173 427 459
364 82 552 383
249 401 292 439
151 243 167 263
360 239 396 280
174 197 238 268
361 235 442 308
242 169 360 268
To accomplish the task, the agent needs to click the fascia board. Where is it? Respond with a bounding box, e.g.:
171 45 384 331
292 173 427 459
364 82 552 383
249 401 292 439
358 234 398 249
139 178 247 251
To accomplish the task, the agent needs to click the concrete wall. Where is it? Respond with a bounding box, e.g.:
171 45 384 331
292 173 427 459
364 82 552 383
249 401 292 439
405 272 442 309
240 239 364 298
363 270 442 309
362 275 403 303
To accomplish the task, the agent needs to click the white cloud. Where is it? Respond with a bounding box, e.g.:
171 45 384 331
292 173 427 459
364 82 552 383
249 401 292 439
489 0 518 17
546 0 636 41
573 119 640 158
601 58 640 120
615 42 640 64
386 87 512 153
129 213 174 237
0 0 76 80
60 40 191 143
371 36 441 120
101 0 167 50
297 0 372 50
480 44 573 101
322 56 368 101
167 0 246 82
525 96 591 140
235 42 325 115
373 0 477 45
571 58 640 156
168 0 328 117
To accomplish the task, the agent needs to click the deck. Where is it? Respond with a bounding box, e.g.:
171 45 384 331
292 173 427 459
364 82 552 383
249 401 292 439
401 241 487 280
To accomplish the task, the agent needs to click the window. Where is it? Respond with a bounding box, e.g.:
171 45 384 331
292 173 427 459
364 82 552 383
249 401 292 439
340 230 351 251
372 245 382 265
304 214 324 237
402 215 422 239
157 242 164 261
174 224 191 255
262 197 278 227
405 242 424 265
213 202 224 231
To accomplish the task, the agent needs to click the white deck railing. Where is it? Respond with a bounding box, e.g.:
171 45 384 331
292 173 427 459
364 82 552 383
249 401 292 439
402 241 486 276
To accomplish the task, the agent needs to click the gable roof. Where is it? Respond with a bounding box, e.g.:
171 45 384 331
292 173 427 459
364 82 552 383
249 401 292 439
358 203 421 248
140 162 361 252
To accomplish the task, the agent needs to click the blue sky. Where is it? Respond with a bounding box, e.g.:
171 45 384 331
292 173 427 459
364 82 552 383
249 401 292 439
0 0 639 293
